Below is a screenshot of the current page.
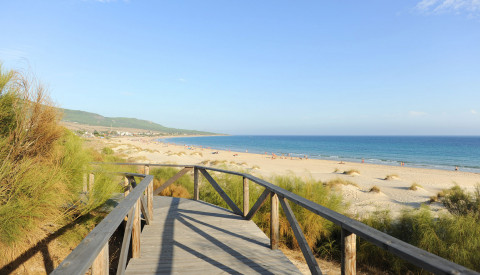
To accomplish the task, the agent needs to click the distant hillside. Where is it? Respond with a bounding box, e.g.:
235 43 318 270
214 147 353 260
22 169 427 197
61 108 216 135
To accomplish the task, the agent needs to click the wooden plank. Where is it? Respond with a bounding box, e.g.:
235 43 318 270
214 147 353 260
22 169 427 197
124 196 301 275
153 167 192 195
91 243 108 275
279 196 322 275
132 199 141 258
199 169 243 216
341 228 356 275
245 189 270 220
117 205 136 275
194 167 199 200
243 177 249 218
270 193 279 250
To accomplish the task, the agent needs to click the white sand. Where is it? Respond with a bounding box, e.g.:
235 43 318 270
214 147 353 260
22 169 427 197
98 136 480 217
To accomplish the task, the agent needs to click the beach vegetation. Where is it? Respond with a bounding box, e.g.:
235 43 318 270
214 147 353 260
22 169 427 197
325 178 359 188
409 183 422 191
441 184 480 217
333 167 340 173
384 174 399 180
369 186 381 193
343 169 360 175
0 65 124 271
102 146 114 155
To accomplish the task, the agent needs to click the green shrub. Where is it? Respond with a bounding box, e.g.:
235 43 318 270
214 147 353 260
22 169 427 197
102 147 114 155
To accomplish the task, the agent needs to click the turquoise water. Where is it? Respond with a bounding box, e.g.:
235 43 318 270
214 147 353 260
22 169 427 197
160 136 480 173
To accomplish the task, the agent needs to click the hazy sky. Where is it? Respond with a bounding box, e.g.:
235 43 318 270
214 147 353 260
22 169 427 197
1 0 479 135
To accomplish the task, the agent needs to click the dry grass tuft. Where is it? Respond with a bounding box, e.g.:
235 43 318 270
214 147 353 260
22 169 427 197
409 183 422 191
384 174 399 180
369 186 381 193
343 169 360 175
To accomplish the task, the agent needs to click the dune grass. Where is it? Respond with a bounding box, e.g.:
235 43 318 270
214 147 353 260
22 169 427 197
409 183 422 191
343 169 360 175
369 186 381 193
0 65 124 270
384 174 399 180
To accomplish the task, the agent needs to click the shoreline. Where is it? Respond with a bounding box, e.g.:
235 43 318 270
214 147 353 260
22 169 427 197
98 136 480 218
159 135 480 174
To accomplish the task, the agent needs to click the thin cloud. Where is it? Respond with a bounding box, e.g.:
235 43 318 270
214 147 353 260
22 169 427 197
177 78 187 82
121 91 134 96
415 0 480 15
471 109 478 115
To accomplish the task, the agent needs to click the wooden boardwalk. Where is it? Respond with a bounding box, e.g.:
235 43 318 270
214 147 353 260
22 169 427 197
125 196 301 275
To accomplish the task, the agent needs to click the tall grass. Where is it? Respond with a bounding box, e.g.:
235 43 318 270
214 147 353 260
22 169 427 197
0 65 122 250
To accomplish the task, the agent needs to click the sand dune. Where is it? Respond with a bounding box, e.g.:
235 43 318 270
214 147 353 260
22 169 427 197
99 136 480 217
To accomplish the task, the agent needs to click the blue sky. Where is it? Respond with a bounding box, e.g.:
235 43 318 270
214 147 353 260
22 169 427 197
1 0 479 135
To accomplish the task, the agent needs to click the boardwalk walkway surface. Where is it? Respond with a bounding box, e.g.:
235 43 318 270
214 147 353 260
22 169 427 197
125 196 301 275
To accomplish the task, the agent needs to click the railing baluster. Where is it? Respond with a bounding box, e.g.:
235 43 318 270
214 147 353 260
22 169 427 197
153 167 192 195
243 177 249 218
147 179 153 221
245 189 271 220
194 167 199 200
132 198 141 258
270 193 279 250
117 204 136 275
199 169 243 216
91 243 108 275
279 196 322 275
341 228 356 275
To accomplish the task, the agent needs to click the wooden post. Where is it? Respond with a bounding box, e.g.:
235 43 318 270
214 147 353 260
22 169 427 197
91 243 109 275
144 165 153 220
144 164 150 175
131 199 141 258
341 228 356 275
124 176 130 197
270 193 279 250
243 177 249 218
194 168 199 200
147 181 153 221
83 173 87 193
89 173 95 192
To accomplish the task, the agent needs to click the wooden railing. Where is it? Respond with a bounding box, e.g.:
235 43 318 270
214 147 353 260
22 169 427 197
52 171 154 275
52 163 479 275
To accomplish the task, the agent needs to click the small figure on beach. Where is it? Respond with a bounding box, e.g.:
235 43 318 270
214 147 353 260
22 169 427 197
362 159 364 163
339 161 345 164
455 166 459 171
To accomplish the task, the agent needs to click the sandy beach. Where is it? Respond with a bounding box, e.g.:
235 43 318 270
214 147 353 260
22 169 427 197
97 136 480 218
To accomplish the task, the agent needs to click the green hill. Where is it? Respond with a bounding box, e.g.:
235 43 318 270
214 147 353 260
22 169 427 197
61 108 216 135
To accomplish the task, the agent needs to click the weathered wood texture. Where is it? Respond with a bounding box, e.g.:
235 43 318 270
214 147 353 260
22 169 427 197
270 193 279 250
199 169 243 216
52 175 153 275
132 199 141 258
243 176 249 218
341 228 356 275
91 243 108 275
279 196 322 275
193 167 199 200
125 196 301 275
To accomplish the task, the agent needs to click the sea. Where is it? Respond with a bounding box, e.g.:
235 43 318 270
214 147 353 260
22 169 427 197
159 136 480 173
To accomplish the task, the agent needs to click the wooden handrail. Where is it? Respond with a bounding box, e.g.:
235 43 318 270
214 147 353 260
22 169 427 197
54 163 479 275
52 173 154 275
